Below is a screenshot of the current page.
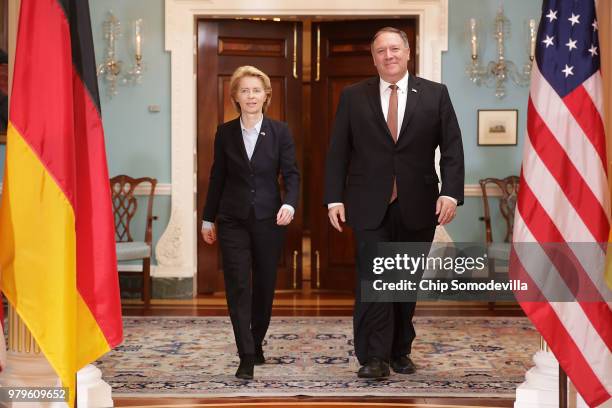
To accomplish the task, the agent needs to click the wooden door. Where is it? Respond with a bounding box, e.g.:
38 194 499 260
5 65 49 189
309 19 417 291
197 19 303 294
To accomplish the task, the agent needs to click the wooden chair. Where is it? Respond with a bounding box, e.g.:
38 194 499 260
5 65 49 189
111 175 158 308
479 176 520 309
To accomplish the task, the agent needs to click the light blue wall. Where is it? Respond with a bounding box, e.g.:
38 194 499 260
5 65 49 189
0 0 170 182
0 0 541 255
91 0 171 182
442 0 540 242
90 0 171 261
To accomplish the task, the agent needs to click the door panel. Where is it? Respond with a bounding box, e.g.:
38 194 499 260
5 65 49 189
218 37 286 57
309 19 418 292
197 19 303 294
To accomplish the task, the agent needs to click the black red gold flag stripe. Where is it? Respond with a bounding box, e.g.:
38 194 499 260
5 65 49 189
0 0 123 405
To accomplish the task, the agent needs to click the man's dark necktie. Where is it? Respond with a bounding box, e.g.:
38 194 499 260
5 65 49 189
387 84 398 203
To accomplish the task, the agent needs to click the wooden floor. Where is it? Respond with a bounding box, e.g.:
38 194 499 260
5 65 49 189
115 396 514 407
122 290 524 318
116 292 523 407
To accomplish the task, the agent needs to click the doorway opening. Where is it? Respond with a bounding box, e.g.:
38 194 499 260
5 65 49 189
196 17 418 296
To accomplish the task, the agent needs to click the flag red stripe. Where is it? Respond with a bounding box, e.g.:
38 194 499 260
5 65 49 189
508 241 548 303
511 243 610 405
577 302 612 350
517 177 591 296
562 85 607 172
516 3 612 406
529 67 609 214
517 172 565 240
527 99 610 241
517 180 612 348
9 0 76 206
520 302 610 405
8 0 122 351
73 74 122 348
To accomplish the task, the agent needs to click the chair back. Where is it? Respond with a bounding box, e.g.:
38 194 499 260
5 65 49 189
479 176 520 243
110 175 157 244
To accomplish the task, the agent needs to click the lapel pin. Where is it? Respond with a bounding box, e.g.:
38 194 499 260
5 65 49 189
411 88 418 93
260 131 266 136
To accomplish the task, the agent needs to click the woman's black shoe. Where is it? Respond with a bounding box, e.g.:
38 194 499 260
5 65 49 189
254 345 265 365
235 356 254 379
254 351 266 365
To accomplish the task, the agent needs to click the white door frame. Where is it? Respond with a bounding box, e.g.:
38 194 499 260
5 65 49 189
156 0 449 295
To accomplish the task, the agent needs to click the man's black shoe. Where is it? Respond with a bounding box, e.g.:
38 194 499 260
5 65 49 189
235 356 254 379
357 357 390 379
391 355 416 374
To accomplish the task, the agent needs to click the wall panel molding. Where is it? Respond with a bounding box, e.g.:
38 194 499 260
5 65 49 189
0 183 499 198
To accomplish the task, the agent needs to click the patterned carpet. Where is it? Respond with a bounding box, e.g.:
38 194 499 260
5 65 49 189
96 316 538 398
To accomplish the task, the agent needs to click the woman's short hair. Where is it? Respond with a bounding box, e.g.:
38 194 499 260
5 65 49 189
229 65 273 113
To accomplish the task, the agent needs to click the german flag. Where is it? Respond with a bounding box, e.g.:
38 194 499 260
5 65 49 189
0 0 123 405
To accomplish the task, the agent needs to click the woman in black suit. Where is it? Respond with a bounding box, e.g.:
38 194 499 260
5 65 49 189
201 65 300 380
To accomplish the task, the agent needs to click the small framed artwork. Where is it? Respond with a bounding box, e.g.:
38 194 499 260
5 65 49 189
477 109 518 146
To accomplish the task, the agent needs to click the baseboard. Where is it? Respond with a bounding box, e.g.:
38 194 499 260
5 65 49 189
118 264 161 276
118 272 193 299
118 264 145 272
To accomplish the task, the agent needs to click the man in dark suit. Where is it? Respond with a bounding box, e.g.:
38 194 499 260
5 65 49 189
324 27 464 379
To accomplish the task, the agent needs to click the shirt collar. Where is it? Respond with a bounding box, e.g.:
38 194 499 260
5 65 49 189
379 71 409 94
240 115 264 133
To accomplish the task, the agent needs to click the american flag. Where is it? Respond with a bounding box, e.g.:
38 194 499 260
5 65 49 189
511 0 612 406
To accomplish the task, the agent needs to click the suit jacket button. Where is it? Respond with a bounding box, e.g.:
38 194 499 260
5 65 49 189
251 189 255 193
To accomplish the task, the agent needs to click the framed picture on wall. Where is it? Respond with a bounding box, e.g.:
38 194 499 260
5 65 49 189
477 109 518 146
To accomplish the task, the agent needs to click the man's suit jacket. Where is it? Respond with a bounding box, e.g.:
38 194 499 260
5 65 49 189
324 75 464 231
203 116 300 221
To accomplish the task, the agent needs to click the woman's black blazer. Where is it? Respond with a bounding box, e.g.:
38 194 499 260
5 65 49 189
203 116 300 221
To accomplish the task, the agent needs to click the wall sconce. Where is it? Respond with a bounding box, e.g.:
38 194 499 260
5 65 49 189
466 3 536 98
97 12 145 98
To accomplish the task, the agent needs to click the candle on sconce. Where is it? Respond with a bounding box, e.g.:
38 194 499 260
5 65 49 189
134 19 143 58
528 19 536 59
464 3 532 98
470 18 478 58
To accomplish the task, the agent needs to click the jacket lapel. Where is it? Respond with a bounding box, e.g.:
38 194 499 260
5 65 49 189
232 118 251 166
366 78 394 144
398 75 421 141
250 116 269 162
